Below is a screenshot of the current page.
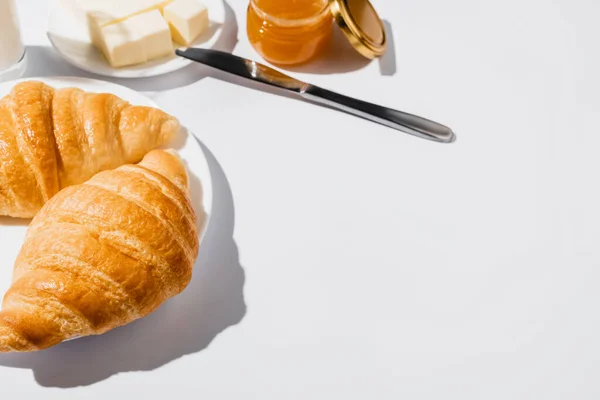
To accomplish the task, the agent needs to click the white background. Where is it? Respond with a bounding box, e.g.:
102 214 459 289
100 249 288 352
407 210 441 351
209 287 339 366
2 0 600 398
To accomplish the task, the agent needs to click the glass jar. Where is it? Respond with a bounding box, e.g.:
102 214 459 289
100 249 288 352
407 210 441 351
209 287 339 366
0 0 26 81
247 0 334 66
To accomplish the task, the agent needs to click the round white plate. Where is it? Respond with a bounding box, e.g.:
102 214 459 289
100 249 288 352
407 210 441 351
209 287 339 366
47 0 226 78
0 76 213 301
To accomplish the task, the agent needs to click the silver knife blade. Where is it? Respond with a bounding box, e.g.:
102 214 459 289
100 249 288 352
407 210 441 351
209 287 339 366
176 48 308 92
176 48 455 143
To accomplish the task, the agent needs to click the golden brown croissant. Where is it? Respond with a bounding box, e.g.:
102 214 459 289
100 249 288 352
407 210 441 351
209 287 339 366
0 149 200 352
0 81 180 218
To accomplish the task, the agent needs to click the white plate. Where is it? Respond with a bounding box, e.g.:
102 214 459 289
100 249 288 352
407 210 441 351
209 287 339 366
47 0 226 78
0 77 213 304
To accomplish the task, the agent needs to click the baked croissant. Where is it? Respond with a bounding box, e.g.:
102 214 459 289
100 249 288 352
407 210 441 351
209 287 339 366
0 149 200 352
0 81 180 218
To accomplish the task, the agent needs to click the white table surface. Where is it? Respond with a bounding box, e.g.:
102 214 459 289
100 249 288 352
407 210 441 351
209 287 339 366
2 0 600 398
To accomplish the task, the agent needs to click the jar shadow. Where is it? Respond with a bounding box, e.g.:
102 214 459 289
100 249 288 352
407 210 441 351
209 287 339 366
279 26 372 75
277 19 397 76
378 20 397 77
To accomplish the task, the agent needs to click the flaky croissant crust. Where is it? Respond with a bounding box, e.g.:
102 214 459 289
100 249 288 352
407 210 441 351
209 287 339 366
0 150 200 352
0 81 180 218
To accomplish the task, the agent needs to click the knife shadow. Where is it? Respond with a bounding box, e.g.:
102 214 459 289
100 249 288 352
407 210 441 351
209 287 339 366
204 65 391 127
0 140 247 388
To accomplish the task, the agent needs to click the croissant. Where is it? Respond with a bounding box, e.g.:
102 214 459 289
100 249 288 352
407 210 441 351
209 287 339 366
0 149 200 352
0 81 180 218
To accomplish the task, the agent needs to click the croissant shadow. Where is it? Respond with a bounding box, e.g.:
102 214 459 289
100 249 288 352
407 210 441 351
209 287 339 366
0 140 247 388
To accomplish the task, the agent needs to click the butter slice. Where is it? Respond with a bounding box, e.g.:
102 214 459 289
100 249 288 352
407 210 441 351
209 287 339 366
97 18 146 67
78 0 173 25
163 0 209 46
129 10 173 60
81 0 173 47
97 10 174 67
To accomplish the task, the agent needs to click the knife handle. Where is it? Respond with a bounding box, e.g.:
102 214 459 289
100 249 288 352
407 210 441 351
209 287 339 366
300 85 455 143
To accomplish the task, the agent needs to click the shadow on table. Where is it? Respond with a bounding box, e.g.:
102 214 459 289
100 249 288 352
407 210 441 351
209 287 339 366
24 0 239 92
379 20 397 77
0 140 247 388
280 19 396 76
282 25 371 75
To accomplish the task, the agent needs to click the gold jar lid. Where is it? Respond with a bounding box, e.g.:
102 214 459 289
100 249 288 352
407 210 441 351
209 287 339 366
331 0 387 59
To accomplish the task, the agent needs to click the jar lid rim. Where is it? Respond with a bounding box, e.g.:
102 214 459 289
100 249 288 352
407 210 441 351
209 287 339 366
331 0 387 59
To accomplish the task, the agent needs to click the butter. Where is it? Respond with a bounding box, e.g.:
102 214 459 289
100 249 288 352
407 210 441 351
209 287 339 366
129 10 173 61
78 0 173 25
163 0 209 46
96 10 173 67
97 18 146 68
78 0 210 68
80 0 173 46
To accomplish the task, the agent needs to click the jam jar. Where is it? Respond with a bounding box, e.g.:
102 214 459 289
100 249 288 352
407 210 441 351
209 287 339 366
247 0 334 66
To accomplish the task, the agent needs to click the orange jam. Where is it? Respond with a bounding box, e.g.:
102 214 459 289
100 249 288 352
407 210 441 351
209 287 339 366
247 0 333 66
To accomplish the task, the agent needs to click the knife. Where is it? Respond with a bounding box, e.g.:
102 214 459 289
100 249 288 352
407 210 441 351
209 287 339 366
176 48 455 143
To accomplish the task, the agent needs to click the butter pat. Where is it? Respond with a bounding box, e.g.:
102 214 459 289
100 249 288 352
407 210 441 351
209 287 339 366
96 10 173 67
78 0 173 26
97 18 146 67
163 0 209 46
129 10 173 60
80 0 173 46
